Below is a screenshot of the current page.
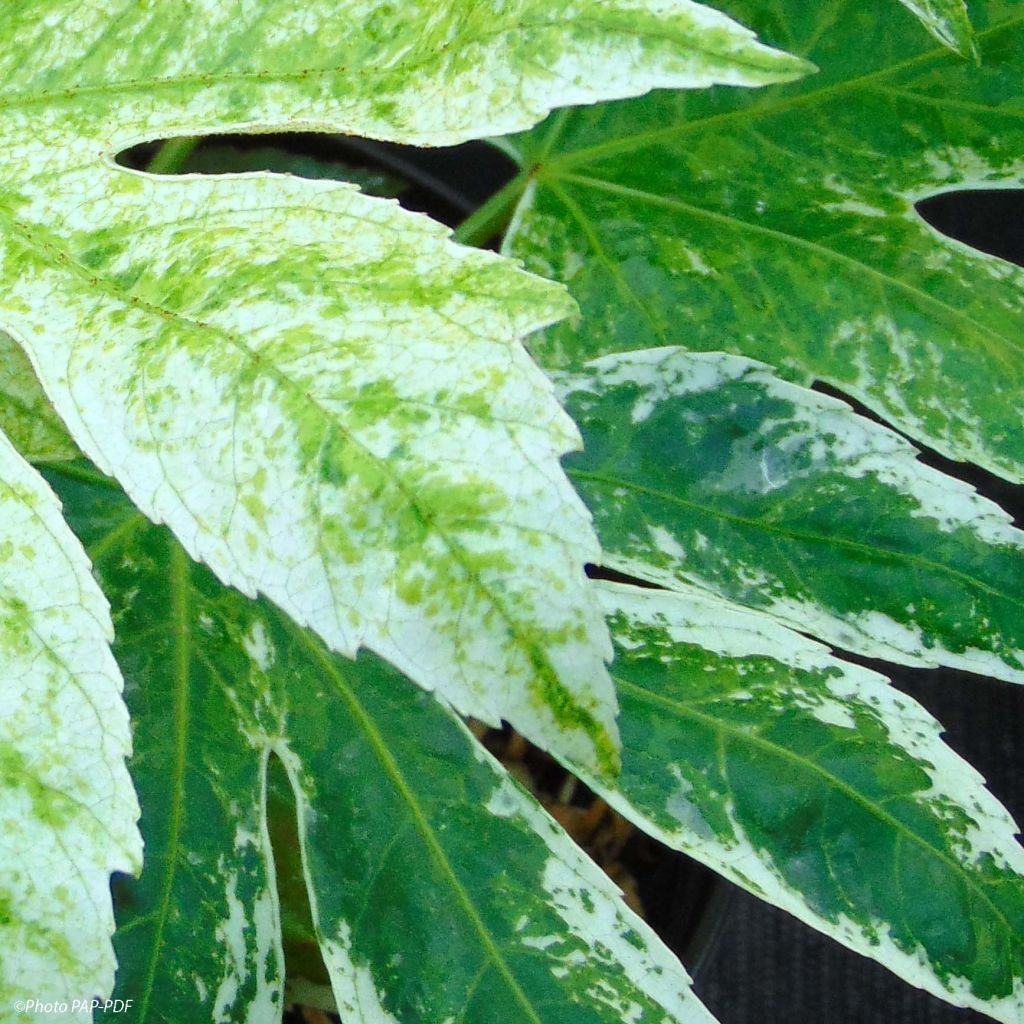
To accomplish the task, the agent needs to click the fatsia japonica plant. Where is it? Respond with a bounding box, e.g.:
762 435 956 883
0 0 1022 1021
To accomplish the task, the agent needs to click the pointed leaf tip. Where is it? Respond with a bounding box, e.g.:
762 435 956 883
896 0 978 58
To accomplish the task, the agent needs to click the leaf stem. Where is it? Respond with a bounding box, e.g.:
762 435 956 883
452 170 530 248
146 136 200 174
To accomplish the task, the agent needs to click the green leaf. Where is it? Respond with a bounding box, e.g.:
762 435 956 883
0 333 78 463
49 462 720 1024
0 437 140 1019
505 0 1024 482
0 2 802 774
897 0 978 57
581 581 1024 1023
556 347 1024 684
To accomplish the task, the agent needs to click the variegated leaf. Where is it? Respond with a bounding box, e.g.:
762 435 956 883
12 174 625 775
0 2 804 774
2 1 808 151
556 347 1024 683
49 462 719 1024
0 435 140 1021
504 0 1024 482
579 581 1024 1023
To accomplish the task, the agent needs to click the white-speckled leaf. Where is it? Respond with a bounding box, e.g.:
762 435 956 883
574 582 1024 1023
291 687 721 1024
9 171 626 774
556 347 1024 683
51 464 719 1024
897 0 977 56
0 2 808 150
0 3 804 775
505 0 1024 483
0 435 140 1022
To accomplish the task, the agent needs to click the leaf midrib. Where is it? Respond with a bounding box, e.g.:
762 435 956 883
133 538 192 1023
615 674 1021 957
288 621 545 1024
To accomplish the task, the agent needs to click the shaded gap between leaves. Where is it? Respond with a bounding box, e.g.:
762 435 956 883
916 189 1024 266
265 753 337 1021
117 133 519 235
586 562 668 591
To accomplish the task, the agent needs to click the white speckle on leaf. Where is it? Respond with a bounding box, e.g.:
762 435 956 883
320 925 402 1024
242 620 276 672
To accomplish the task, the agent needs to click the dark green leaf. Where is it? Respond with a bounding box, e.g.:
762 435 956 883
579 582 1024 1023
557 347 1024 683
506 0 1024 481
47 463 718 1024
